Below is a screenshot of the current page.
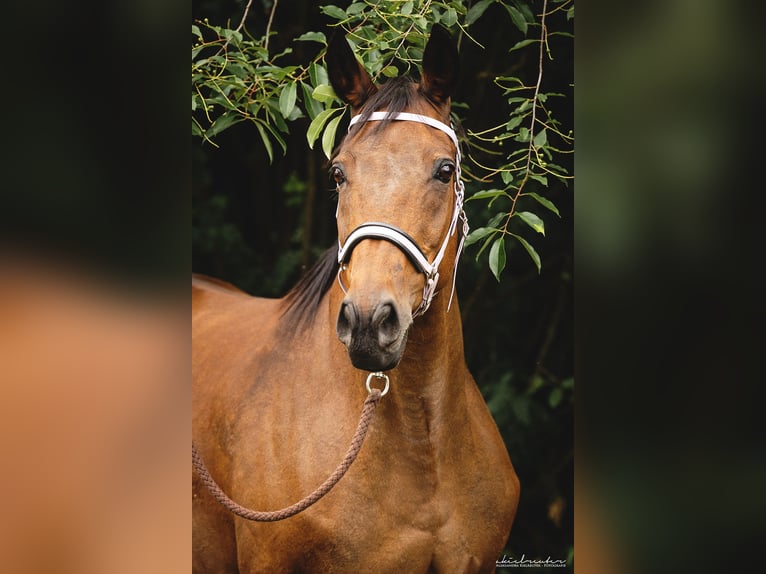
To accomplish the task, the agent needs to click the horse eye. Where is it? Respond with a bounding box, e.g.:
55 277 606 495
330 166 346 185
436 162 455 183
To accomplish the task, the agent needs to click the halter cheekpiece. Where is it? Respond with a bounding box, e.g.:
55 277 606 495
336 112 469 317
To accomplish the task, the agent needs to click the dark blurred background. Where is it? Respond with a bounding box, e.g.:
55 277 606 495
576 1 765 573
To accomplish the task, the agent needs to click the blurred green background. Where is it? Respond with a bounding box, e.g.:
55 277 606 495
577 1 765 573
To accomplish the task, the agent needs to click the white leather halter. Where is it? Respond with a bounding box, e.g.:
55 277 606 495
336 111 469 317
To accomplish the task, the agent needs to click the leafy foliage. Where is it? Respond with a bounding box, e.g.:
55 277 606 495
192 18 331 161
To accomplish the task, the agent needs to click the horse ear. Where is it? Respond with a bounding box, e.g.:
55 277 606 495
420 25 459 107
326 32 377 110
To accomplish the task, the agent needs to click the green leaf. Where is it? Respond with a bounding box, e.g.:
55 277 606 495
506 116 524 130
475 231 496 260
543 162 569 176
401 1 414 15
311 84 337 103
466 0 493 26
487 212 506 228
226 62 249 79
309 63 329 88
464 226 497 247
549 387 563 408
264 100 289 132
285 105 304 122
380 65 399 78
320 5 347 20
347 2 367 15
516 211 545 235
192 25 202 38
514 99 531 114
511 233 541 273
205 113 242 138
301 82 323 120
505 6 528 35
525 192 560 217
567 6 574 21
533 128 548 148
442 7 458 27
501 171 514 185
294 31 327 44
279 83 297 119
254 121 274 163
509 38 537 52
307 108 339 149
528 373 545 394
258 118 287 154
529 174 549 187
321 114 343 160
468 189 508 202
489 237 506 281
513 0 535 23
221 28 243 43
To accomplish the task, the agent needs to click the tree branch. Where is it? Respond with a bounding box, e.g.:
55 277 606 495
502 0 549 235
217 0 255 54
264 0 279 53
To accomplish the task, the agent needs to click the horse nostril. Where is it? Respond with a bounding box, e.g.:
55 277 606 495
372 301 400 348
336 300 358 344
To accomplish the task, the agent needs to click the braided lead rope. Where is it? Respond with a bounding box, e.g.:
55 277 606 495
192 388 383 522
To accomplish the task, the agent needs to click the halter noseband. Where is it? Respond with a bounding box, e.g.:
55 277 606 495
336 112 469 317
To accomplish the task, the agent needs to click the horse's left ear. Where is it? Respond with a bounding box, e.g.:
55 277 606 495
420 25 459 106
326 31 378 111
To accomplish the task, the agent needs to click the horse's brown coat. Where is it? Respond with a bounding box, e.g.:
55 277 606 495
193 27 519 573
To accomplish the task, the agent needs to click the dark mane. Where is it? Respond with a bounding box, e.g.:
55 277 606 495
281 75 458 332
280 243 339 331
348 76 424 137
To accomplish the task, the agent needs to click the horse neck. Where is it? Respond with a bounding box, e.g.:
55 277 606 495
325 282 469 443
392 292 469 437
396 292 465 398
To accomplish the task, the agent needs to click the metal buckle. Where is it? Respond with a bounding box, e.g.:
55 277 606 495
365 371 390 396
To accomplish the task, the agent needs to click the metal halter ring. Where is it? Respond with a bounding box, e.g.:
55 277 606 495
365 372 390 396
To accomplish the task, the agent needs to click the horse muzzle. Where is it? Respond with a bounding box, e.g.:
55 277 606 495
336 297 409 371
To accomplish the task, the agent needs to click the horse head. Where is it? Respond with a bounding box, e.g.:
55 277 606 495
326 27 465 372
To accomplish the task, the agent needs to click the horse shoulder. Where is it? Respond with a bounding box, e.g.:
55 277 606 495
462 370 521 527
192 275 291 574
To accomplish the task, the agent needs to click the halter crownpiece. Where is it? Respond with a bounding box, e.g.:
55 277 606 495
336 112 470 317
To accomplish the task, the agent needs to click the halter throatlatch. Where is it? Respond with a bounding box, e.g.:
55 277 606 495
336 112 470 317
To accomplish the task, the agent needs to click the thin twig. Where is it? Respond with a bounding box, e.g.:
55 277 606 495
264 0 279 53
501 0 549 235
218 0 255 54
236 0 256 35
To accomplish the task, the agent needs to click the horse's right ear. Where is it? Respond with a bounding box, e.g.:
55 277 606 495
326 32 377 111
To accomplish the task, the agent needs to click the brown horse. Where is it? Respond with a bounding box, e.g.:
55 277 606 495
193 27 519 573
